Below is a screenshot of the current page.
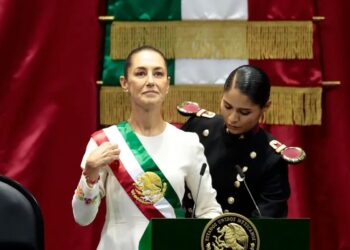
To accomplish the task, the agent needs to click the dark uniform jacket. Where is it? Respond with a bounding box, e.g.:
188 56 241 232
182 115 291 218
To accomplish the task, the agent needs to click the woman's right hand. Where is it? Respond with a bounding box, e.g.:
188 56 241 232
84 142 120 179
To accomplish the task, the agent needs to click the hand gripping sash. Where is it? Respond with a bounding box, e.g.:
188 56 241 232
91 121 184 220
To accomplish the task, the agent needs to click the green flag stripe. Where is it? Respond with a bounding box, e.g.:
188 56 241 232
107 0 181 20
102 0 180 85
102 24 175 86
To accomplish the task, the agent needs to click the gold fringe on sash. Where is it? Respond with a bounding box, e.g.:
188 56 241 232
99 85 322 126
110 20 313 60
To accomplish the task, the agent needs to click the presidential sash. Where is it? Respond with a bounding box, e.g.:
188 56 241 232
92 121 184 220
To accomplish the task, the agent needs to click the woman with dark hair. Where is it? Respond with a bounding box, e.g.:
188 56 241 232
180 64 301 218
72 45 222 250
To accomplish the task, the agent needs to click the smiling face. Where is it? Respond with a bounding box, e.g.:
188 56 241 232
220 82 268 135
120 49 170 110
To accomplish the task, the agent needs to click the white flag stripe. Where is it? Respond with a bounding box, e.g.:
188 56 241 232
103 126 176 218
174 59 248 84
153 198 176 218
176 1 249 84
104 126 144 181
181 0 248 20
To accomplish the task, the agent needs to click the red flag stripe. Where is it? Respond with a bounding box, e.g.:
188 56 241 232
91 129 165 219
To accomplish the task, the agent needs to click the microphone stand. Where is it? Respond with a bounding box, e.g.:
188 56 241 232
235 165 262 217
192 163 207 218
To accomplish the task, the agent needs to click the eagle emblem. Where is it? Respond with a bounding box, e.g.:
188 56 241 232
131 171 167 204
202 213 259 250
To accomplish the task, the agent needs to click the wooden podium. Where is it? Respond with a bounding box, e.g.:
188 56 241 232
139 217 310 250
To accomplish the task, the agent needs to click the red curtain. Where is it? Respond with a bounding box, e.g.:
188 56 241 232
249 0 323 87
0 0 103 249
0 1 350 250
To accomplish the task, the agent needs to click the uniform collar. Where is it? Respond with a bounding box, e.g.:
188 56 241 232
224 124 260 140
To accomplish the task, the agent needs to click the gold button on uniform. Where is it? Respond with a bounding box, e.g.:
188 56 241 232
227 197 235 204
202 129 209 137
224 209 230 213
234 180 241 188
239 134 245 139
242 166 248 172
250 151 257 159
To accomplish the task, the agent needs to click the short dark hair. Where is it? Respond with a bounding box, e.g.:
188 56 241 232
123 45 168 79
224 65 270 107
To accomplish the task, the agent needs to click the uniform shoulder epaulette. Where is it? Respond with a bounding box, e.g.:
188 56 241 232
269 139 306 164
177 101 216 118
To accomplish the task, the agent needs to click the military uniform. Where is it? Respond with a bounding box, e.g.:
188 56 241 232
181 115 291 218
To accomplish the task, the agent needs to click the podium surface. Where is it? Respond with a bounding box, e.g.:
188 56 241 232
139 218 309 250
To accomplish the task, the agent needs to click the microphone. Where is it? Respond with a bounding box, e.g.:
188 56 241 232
235 165 262 217
200 163 207 176
235 164 245 181
192 163 207 218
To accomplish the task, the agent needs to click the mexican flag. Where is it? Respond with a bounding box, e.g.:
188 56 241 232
100 0 322 126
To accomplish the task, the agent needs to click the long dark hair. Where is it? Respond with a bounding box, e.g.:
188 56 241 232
224 65 270 107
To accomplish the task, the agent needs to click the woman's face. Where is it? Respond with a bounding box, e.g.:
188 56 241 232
220 83 267 135
120 49 169 109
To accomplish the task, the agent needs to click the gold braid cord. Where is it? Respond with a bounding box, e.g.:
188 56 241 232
100 86 322 126
110 20 313 60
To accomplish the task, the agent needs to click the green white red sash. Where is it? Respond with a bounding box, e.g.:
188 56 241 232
91 121 184 220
